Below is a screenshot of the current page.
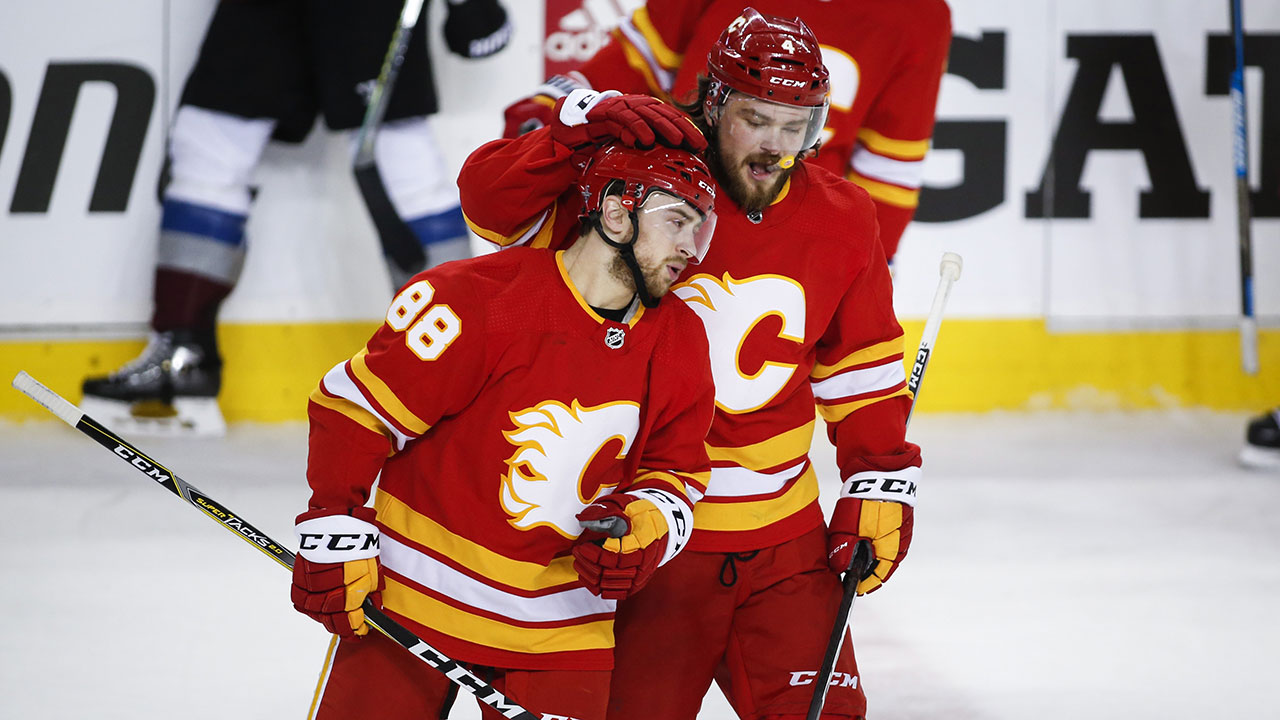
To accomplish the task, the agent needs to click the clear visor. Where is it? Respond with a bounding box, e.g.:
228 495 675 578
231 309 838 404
636 193 717 264
717 92 829 164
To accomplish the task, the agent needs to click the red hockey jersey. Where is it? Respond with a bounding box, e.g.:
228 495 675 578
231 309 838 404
462 129 921 553
305 248 714 670
571 0 952 259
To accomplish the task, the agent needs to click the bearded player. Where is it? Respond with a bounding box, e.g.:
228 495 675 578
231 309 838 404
465 10 922 719
504 0 951 263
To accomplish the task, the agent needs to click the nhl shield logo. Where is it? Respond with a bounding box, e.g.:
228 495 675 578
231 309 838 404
604 326 626 349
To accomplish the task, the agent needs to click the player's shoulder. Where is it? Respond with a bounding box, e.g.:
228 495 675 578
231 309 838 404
801 163 877 220
794 163 880 260
404 248 554 308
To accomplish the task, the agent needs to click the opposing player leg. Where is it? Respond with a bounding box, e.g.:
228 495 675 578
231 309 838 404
81 0 314 435
367 116 474 285
606 547 741 720
311 0 470 287
717 526 867 720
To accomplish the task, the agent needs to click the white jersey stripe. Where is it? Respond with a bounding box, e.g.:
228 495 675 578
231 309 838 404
704 459 808 499
321 361 414 450
811 360 905 402
380 534 616 623
851 145 926 188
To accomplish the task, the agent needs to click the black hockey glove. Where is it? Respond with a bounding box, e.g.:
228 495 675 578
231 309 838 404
444 0 512 59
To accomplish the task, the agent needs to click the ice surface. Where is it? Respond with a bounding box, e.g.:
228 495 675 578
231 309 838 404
1 410 1277 719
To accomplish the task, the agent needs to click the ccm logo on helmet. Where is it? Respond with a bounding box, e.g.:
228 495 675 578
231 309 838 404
769 77 806 87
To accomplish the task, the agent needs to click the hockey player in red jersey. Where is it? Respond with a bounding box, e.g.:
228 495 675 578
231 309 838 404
503 0 951 263
468 10 922 720
292 134 718 719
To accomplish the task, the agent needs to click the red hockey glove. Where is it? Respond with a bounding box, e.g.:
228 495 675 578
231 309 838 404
502 72 591 138
443 0 512 59
827 468 920 595
292 506 383 637
573 489 690 600
551 90 707 153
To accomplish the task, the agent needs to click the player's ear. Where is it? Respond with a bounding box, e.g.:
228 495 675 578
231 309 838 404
600 195 633 242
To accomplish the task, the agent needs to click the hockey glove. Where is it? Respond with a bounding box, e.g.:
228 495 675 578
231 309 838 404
443 0 512 59
827 468 920 595
573 492 680 600
292 506 383 637
502 72 592 138
551 90 707 153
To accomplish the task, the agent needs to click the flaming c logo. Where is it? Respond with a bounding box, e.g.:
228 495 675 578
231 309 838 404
500 399 641 537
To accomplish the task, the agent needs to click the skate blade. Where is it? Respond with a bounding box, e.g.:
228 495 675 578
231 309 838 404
1238 445 1280 471
78 396 227 438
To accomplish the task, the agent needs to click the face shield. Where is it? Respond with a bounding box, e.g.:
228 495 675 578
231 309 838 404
712 91 829 168
635 190 717 264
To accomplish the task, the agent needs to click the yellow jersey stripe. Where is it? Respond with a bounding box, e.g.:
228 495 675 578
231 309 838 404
633 470 692 499
309 386 395 445
812 337 905 380
618 32 668 99
856 128 930 160
376 492 581 592
349 350 431 436
631 6 682 69
463 210 546 248
692 465 819 532
817 386 912 423
707 419 815 471
384 577 615 654
848 171 921 209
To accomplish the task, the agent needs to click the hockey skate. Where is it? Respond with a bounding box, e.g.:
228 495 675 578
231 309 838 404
1239 409 1280 470
80 330 226 437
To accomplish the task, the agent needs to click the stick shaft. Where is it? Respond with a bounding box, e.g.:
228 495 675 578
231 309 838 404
805 253 962 720
9 370 538 720
1229 0 1258 375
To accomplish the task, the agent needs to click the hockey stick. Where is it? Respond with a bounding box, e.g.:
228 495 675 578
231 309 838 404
1229 0 1258 375
10 371 538 720
354 0 429 278
805 252 963 720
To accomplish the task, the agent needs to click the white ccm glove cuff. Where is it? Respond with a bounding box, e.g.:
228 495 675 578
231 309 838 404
558 88 622 127
630 488 694 567
295 513 381 564
838 466 922 507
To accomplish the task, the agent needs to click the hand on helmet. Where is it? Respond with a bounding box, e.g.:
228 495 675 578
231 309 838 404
551 90 706 153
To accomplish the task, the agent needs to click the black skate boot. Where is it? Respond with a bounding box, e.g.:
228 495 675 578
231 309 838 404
80 329 226 436
1239 408 1280 470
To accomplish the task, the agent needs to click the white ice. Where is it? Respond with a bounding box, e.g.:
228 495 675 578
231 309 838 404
1 410 1277 719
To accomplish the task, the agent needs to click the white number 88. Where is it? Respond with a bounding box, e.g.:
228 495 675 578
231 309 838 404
386 280 461 361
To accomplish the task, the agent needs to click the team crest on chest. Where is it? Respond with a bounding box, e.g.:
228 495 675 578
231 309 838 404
604 326 626 349
499 399 641 537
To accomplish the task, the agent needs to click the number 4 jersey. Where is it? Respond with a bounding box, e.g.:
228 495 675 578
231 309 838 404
304 247 714 671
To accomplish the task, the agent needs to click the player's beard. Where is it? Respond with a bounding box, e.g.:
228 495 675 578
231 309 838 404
609 252 683 300
706 137 795 214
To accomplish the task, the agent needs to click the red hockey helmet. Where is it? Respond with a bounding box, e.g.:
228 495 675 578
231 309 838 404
704 8 830 157
580 143 717 262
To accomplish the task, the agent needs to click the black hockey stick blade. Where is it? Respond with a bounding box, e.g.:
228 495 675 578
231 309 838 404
9 370 538 720
805 540 873 720
354 161 427 276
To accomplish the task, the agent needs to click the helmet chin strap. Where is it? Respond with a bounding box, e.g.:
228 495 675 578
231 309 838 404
593 211 658 309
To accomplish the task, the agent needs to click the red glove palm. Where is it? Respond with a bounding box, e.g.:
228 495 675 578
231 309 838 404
550 90 707 153
291 506 383 637
573 492 673 600
827 468 920 594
